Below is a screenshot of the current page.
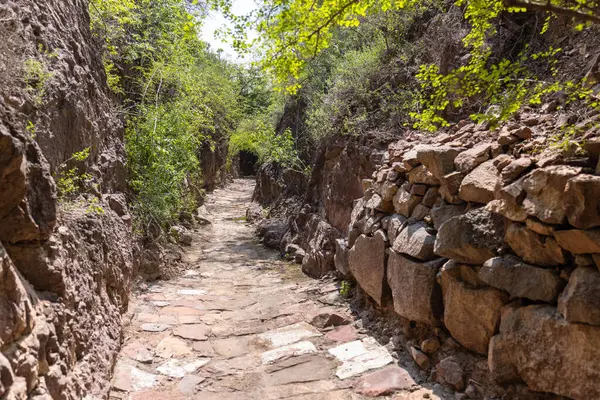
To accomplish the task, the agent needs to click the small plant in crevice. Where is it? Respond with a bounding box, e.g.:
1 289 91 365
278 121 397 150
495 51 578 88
85 196 105 215
56 147 93 202
23 57 53 106
339 280 352 298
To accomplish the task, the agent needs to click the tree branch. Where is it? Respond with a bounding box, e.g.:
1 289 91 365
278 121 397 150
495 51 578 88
504 0 600 24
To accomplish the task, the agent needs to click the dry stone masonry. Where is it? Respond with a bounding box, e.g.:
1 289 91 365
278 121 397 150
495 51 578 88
333 116 600 399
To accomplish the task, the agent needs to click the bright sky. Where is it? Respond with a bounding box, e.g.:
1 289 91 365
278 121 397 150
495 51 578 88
200 1 258 63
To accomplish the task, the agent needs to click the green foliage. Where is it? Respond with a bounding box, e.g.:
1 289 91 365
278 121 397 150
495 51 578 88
339 280 351 297
230 119 304 170
23 58 53 106
56 148 93 202
214 0 600 131
86 197 106 215
91 0 242 235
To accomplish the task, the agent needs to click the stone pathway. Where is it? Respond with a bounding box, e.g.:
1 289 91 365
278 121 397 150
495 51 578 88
109 179 448 400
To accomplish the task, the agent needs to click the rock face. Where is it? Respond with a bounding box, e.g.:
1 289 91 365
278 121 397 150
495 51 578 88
387 251 444 325
0 1 135 398
434 208 505 265
479 256 562 302
490 305 600 399
438 262 508 354
348 233 386 305
459 160 500 203
564 174 600 228
504 223 565 267
558 267 600 326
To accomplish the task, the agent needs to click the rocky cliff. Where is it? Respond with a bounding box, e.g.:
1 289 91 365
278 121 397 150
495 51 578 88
0 0 134 398
256 107 600 398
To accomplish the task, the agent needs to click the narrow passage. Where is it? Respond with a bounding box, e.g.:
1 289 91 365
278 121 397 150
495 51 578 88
109 179 444 400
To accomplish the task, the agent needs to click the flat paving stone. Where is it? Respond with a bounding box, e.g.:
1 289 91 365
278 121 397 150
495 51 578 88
173 324 209 341
121 342 154 364
258 322 322 348
265 355 335 386
329 338 394 379
156 358 211 378
261 340 318 364
112 361 158 392
140 323 170 332
155 336 192 358
353 365 417 396
325 325 359 343
211 336 250 358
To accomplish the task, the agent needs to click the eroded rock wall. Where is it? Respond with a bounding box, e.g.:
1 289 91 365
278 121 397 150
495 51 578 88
1 0 134 398
335 114 600 399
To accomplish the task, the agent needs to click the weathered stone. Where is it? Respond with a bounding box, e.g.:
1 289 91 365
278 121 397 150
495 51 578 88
435 357 465 390
311 313 349 329
348 234 386 305
488 335 519 383
402 149 420 171
416 145 463 181
411 184 428 196
430 204 465 231
493 154 513 171
479 256 562 302
522 166 581 224
386 214 407 244
454 143 491 174
525 218 555 236
334 239 350 276
434 208 505 265
328 337 393 379
378 180 400 202
353 365 417 397
488 175 528 222
365 193 394 213
155 337 192 358
387 251 444 325
393 184 422 218
564 174 600 229
501 157 532 184
409 346 430 370
558 267 600 326
459 160 500 203
498 130 518 145
491 305 600 399
422 187 441 207
554 229 600 254
392 222 436 261
178 375 205 396
437 261 508 354
408 165 440 186
410 204 430 221
420 337 440 354
504 223 566 266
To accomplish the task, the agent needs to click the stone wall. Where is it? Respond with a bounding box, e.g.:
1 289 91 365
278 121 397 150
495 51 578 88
0 0 134 398
335 113 600 399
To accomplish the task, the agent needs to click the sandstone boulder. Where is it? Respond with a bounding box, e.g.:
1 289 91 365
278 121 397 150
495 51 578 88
504 223 565 266
479 256 562 302
437 261 508 354
564 174 600 229
522 166 581 224
416 145 463 181
387 251 444 325
500 157 532 184
434 208 505 265
348 233 386 305
553 229 600 254
334 239 350 276
393 184 421 218
386 214 407 244
454 143 491 174
490 305 600 399
558 266 600 326
408 165 440 186
436 357 465 390
459 160 500 204
487 176 527 222
430 204 465 231
392 222 436 261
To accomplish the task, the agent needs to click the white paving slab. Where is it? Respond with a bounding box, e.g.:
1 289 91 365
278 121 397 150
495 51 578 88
140 323 171 332
177 289 208 296
328 337 393 379
156 358 211 378
260 341 317 364
258 322 322 348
